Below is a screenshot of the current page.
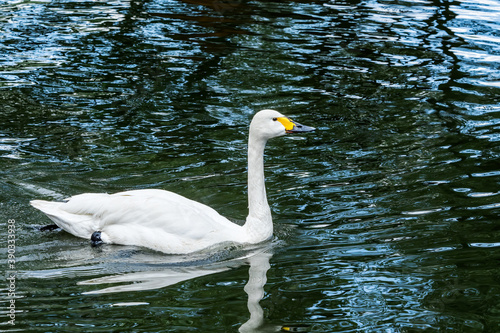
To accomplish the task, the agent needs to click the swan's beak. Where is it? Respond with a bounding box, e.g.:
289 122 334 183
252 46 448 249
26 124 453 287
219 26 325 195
277 117 316 134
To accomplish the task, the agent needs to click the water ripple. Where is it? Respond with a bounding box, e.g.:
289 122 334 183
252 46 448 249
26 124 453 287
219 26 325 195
1 0 500 331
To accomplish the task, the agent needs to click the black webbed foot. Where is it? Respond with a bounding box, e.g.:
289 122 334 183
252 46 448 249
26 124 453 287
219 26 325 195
39 224 60 232
91 231 104 247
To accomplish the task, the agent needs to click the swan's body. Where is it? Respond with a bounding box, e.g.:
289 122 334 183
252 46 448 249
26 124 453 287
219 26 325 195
31 110 314 254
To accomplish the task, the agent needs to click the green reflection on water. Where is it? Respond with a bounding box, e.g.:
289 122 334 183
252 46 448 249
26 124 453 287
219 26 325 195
1 0 500 331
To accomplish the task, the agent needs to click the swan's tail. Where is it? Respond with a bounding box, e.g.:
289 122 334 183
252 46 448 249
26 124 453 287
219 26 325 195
30 200 96 239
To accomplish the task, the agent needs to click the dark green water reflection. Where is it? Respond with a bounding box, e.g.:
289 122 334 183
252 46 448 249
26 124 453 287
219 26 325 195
1 0 500 332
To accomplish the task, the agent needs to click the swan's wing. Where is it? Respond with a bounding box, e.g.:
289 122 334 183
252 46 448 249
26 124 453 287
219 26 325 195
32 189 243 253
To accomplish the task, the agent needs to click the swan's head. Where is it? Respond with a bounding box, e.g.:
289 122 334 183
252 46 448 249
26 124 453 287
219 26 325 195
250 109 315 140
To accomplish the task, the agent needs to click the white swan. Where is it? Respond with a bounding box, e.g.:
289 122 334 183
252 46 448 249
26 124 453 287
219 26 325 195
30 109 315 254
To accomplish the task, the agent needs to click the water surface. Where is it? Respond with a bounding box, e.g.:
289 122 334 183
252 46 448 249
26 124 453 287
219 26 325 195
1 0 500 332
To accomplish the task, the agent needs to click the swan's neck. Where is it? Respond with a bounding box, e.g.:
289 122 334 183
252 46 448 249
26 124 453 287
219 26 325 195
244 133 273 243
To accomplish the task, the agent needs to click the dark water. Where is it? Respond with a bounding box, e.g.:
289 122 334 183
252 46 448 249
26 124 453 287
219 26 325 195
1 0 500 331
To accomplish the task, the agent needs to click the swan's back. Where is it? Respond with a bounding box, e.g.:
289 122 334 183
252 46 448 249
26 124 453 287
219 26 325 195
32 189 245 253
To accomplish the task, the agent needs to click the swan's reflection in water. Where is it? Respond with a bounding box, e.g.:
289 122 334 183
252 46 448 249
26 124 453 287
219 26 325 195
78 245 275 332
239 251 272 332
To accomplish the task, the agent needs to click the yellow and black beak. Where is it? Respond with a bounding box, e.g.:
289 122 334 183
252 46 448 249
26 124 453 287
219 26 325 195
276 117 316 134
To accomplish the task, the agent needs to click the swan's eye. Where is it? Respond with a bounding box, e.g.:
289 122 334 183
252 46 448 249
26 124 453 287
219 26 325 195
272 117 277 121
